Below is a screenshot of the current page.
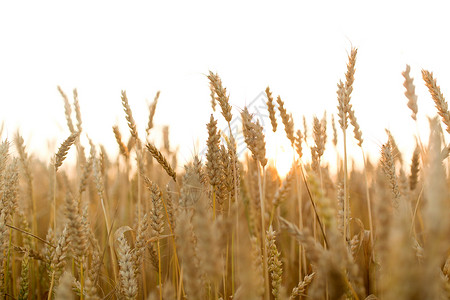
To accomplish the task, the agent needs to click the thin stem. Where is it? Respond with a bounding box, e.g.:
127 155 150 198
53 168 57 232
231 232 235 296
299 162 329 248
5 224 55 248
157 240 162 300
47 272 55 300
410 186 424 235
98 192 118 282
361 150 374 248
227 122 239 299
137 163 142 224
293 156 306 281
6 225 14 297
257 162 270 300
223 243 228 299
213 189 216 220
80 260 84 300
159 187 182 296
342 129 349 243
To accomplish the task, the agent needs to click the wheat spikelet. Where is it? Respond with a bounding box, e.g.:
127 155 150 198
55 132 79 172
290 272 314 299
162 125 170 153
225 135 240 199
294 130 303 159
385 129 403 165
180 162 203 207
331 114 338 147
14 131 33 191
0 159 19 221
241 107 267 167
346 47 357 90
209 81 216 111
0 140 9 179
121 90 141 146
348 107 363 147
73 88 82 133
132 213 149 272
409 144 420 191
276 96 295 145
422 70 450 134
146 91 160 133
219 144 232 199
402 65 418 121
116 232 138 300
206 115 223 189
336 181 346 236
50 226 70 288
18 253 30 300
302 115 308 143
380 142 400 208
78 149 93 196
265 86 277 132
87 228 102 286
146 143 177 181
83 276 100 300
337 80 349 130
64 192 87 259
58 86 75 134
311 115 327 171
337 47 358 131
207 71 232 122
266 226 282 299
149 181 164 236
112 125 130 160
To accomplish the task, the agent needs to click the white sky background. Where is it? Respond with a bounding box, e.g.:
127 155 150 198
1 1 450 174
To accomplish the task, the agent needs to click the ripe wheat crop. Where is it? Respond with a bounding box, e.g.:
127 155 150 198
0 48 449 300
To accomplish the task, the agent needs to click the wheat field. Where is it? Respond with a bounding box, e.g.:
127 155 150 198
0 48 449 300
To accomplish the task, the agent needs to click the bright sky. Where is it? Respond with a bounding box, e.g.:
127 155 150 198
1 1 450 175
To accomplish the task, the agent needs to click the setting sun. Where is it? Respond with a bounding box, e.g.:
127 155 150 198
267 133 295 178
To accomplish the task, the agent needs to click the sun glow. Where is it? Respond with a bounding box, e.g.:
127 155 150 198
266 133 295 178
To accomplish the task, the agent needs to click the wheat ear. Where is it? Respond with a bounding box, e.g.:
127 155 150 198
422 70 450 134
146 143 177 181
402 65 418 121
57 86 75 134
55 132 79 172
265 87 277 132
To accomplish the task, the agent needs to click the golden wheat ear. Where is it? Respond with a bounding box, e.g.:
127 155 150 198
54 132 79 172
146 142 177 181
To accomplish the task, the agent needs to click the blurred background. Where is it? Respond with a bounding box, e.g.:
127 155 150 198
1 1 449 175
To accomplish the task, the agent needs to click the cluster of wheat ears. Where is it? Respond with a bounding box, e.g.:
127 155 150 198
0 48 449 300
